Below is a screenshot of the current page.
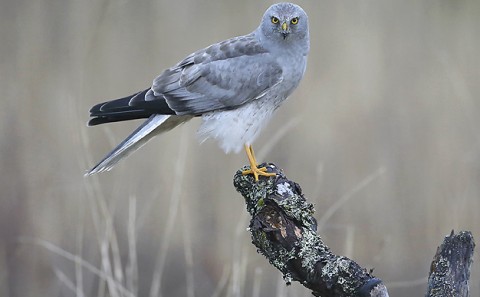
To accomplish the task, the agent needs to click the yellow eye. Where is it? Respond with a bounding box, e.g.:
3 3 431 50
291 17 299 25
271 16 279 24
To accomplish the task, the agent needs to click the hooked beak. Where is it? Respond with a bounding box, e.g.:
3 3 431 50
281 22 289 39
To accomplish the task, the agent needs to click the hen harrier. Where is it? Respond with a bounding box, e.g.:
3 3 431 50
86 2 310 181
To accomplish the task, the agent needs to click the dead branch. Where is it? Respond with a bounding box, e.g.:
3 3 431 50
234 163 475 297
233 163 389 297
426 230 475 297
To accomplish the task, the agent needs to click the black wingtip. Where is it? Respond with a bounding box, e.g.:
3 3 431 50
87 88 178 126
88 89 151 125
89 91 143 115
89 101 106 114
88 110 153 126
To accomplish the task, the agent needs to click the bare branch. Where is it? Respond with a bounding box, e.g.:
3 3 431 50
233 163 389 297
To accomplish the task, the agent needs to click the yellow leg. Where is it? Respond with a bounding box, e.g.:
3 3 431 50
241 144 276 182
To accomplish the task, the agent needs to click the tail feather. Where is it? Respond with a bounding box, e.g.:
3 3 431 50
85 114 192 175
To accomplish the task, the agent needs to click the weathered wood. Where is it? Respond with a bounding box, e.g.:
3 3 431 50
426 231 475 297
234 163 389 297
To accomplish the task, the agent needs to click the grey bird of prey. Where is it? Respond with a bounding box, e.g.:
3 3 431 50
86 2 309 180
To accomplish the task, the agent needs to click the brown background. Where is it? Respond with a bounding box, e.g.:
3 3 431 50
1 0 479 296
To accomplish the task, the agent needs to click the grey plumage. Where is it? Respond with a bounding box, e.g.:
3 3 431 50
144 34 283 115
87 114 192 174
86 2 309 175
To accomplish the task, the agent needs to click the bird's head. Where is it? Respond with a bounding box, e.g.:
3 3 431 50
260 3 309 45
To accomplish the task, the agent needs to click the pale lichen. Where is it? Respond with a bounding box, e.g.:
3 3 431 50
298 230 324 273
234 163 382 297
276 182 294 197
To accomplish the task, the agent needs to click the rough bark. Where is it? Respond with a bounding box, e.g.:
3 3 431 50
234 163 476 296
233 163 389 297
426 231 475 297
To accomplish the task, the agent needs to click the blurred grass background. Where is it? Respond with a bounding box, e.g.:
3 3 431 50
1 0 479 296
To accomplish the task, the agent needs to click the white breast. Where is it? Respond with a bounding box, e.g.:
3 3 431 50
197 96 278 153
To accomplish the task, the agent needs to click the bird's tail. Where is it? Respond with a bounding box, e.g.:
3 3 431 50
85 114 192 175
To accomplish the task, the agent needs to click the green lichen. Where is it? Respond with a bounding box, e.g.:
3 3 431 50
257 197 265 208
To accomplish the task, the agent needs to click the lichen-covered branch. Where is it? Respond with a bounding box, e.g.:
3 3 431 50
426 231 475 297
233 163 389 297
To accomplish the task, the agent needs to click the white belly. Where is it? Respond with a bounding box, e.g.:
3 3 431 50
197 96 279 153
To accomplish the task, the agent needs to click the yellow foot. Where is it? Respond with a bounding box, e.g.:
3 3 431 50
242 166 275 182
241 145 276 182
